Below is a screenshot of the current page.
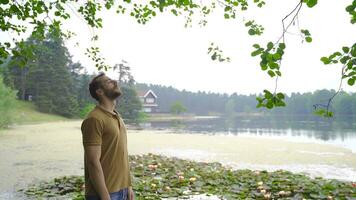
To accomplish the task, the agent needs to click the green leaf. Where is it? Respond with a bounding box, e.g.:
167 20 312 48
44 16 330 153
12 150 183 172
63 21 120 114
251 50 261 57
314 109 326 116
224 14 229 19
348 78 355 86
340 56 350 64
306 0 318 8
342 46 350 53
273 53 281 60
268 62 279 69
279 43 286 49
266 101 273 109
267 42 273 50
345 5 353 12
275 71 282 76
248 29 256 35
263 90 273 98
305 37 312 43
320 57 330 64
0 0 9 4
253 44 260 49
277 93 285 99
268 70 275 77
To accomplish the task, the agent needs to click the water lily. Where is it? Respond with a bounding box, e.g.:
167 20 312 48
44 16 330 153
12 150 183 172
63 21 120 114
257 185 264 190
189 177 196 182
263 193 271 199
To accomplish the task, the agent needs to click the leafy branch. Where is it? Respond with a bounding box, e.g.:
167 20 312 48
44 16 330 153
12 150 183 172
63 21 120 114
315 43 356 117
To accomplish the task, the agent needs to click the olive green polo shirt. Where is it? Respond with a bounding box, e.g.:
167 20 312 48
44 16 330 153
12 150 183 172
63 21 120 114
81 105 132 195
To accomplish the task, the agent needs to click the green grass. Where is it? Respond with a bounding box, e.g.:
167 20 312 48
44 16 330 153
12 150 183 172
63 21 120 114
11 100 72 125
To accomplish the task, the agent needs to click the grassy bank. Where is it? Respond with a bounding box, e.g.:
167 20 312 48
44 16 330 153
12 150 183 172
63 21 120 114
11 100 71 125
23 154 356 200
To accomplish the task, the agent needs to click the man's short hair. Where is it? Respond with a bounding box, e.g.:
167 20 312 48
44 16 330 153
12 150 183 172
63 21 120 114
89 72 106 101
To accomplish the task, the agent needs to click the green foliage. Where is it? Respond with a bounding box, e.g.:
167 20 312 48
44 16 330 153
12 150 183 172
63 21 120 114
321 43 356 87
207 43 231 62
137 111 150 123
117 85 142 123
251 42 285 77
4 33 79 118
303 0 318 8
345 1 356 24
301 29 313 43
313 108 333 118
256 90 286 109
24 154 356 199
170 101 187 115
79 103 96 119
0 75 18 128
245 20 264 36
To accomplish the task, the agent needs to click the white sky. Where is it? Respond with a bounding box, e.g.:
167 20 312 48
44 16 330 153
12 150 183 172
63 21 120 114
3 1 356 95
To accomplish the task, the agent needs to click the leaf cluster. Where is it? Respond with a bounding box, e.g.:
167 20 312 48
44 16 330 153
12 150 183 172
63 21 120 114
245 20 264 36
301 29 312 43
251 42 286 78
321 43 356 86
207 42 231 62
256 90 286 109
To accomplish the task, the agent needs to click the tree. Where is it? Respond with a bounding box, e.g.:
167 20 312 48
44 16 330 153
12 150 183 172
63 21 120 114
4 33 79 118
0 75 18 128
117 86 142 123
0 0 355 116
170 101 187 115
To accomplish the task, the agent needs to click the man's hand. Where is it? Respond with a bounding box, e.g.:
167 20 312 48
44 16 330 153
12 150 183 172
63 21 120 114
128 187 134 200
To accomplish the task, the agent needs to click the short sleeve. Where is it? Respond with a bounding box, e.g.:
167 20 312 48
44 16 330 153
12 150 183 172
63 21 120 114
81 117 103 146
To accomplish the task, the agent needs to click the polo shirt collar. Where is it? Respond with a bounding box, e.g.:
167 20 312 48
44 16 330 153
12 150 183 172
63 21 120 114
96 105 121 118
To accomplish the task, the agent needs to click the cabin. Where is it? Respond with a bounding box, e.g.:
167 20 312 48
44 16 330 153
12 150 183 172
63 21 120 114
137 89 158 113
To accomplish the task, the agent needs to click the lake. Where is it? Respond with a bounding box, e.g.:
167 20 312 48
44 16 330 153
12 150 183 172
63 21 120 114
141 115 356 153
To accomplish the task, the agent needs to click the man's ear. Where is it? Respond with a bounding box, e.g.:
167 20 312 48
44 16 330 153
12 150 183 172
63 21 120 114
96 89 104 97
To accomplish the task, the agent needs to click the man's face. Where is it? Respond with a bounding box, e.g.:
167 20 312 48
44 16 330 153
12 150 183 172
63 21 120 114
98 76 122 100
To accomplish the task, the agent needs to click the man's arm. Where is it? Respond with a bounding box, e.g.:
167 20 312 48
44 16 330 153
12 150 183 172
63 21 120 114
85 145 110 200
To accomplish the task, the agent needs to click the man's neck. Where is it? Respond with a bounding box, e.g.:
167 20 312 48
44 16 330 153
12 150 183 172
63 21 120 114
99 99 116 113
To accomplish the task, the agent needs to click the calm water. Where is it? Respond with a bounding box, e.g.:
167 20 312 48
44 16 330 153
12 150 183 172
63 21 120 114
141 115 356 152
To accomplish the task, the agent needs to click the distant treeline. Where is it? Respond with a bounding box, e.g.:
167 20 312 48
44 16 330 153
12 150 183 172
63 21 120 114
136 83 356 116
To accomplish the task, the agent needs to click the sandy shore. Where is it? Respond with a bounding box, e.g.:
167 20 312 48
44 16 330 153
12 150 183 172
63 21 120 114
0 120 355 199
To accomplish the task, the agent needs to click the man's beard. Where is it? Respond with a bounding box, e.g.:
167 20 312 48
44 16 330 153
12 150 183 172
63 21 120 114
103 86 122 100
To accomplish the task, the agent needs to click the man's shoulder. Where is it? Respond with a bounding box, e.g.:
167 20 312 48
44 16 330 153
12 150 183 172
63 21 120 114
85 106 106 119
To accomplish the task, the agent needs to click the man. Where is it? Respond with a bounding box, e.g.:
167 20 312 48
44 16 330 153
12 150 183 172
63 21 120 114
81 73 134 200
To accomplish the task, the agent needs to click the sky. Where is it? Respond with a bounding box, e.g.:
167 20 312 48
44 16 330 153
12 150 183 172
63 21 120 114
3 1 356 95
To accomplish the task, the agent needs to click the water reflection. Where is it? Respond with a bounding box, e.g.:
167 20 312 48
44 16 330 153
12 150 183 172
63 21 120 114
141 115 356 142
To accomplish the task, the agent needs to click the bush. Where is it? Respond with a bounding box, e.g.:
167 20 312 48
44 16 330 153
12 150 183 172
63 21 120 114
79 103 96 119
0 75 18 128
